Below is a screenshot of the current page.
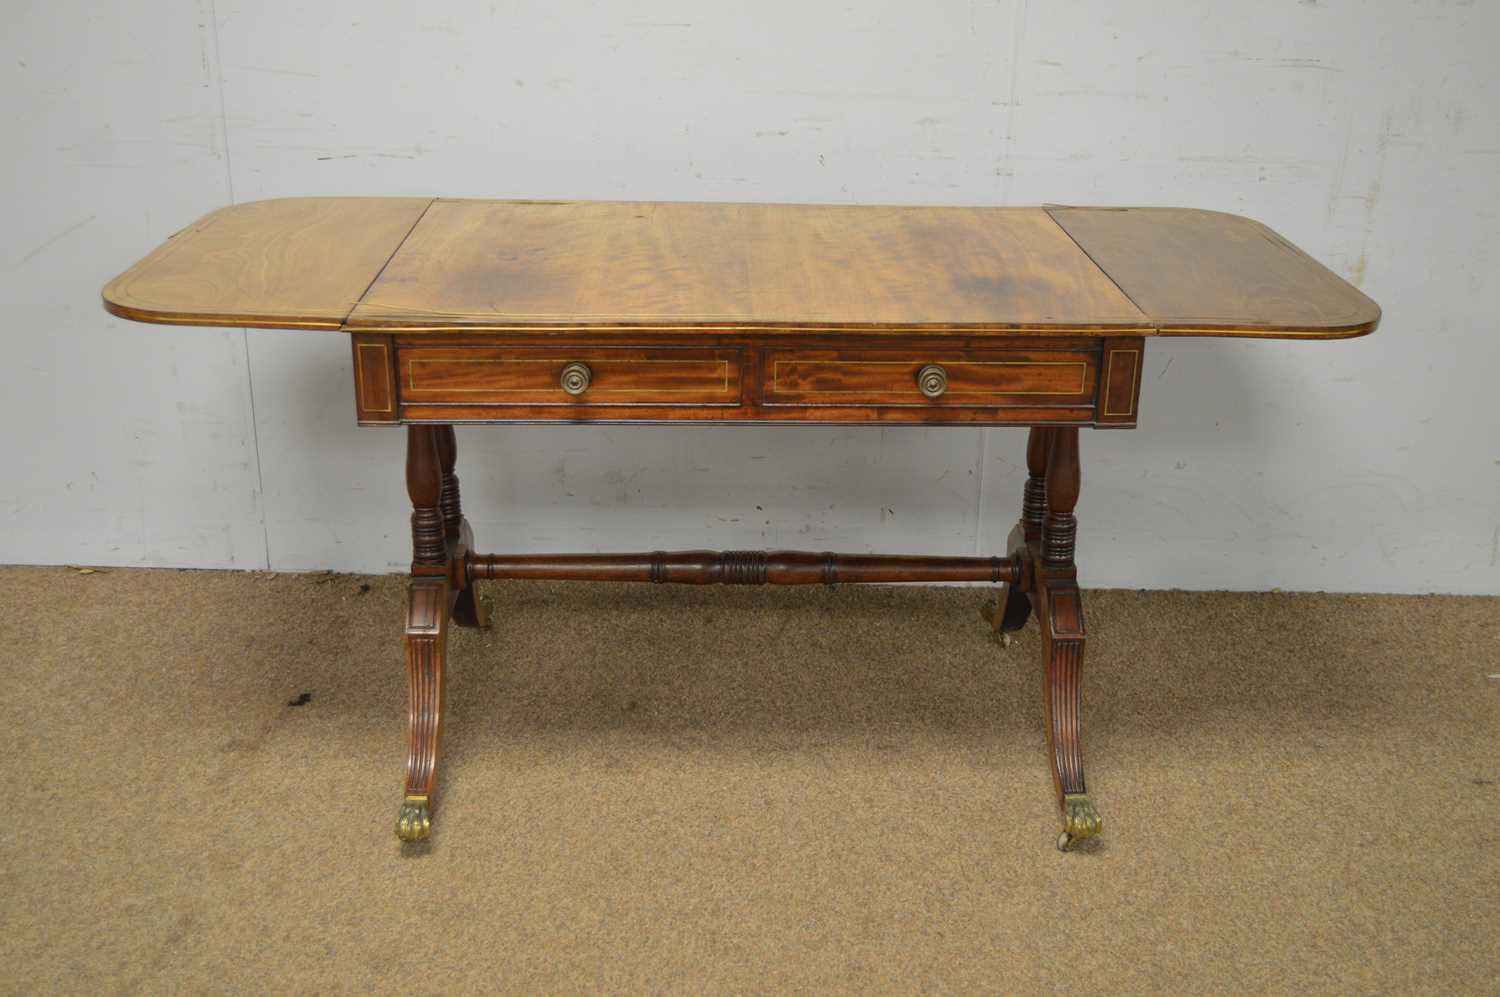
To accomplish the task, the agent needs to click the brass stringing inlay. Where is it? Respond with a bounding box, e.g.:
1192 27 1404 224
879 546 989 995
770 360 1090 396
357 342 393 412
1101 348 1139 416
405 358 733 394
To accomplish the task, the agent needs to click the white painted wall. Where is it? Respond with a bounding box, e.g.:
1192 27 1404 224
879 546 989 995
4 1 1497 593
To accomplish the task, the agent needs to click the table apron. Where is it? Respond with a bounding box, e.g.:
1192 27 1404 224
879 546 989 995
351 333 1144 428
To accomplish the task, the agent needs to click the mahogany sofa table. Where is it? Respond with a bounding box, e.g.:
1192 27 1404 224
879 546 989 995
103 198 1379 849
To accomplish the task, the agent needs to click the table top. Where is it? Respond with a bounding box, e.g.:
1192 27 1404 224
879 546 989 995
102 197 1379 340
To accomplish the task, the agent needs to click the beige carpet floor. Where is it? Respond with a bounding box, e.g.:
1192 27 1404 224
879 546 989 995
1 565 1496 994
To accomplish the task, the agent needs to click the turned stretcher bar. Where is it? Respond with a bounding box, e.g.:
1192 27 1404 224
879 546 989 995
467 550 1022 586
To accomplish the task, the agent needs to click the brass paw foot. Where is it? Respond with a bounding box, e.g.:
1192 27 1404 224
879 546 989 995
1057 793 1102 851
396 796 432 842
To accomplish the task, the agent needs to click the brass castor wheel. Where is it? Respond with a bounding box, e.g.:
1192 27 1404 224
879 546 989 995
396 796 432 842
1057 793 1102 851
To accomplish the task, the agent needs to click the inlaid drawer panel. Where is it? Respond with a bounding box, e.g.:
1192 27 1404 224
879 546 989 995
761 349 1098 407
397 347 742 406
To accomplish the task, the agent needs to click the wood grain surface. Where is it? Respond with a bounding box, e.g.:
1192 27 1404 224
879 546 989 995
761 348 1097 407
347 199 1149 334
102 197 1378 340
102 197 432 329
1047 207 1380 338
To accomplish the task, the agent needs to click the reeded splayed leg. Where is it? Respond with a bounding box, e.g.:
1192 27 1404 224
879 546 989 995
398 425 453 842
399 575 449 842
435 425 491 630
1037 427 1101 850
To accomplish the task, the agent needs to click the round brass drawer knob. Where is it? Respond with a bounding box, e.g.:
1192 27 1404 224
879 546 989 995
560 361 592 396
916 364 948 399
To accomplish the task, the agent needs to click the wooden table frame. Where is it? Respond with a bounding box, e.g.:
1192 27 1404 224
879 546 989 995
394 418 1090 847
103 198 1380 850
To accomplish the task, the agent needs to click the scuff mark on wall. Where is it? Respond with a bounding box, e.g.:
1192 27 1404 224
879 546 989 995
1348 254 1368 287
997 0 1028 203
226 64 319 78
12 215 95 268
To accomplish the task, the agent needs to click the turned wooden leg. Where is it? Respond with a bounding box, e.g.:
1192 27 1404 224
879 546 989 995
398 426 453 842
436 425 492 630
986 428 1049 635
1037 426 1101 850
1020 426 1050 551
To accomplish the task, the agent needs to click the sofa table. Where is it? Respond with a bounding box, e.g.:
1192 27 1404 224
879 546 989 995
103 198 1379 849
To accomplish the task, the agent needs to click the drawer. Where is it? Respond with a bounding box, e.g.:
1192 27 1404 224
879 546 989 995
397 347 742 406
762 349 1098 407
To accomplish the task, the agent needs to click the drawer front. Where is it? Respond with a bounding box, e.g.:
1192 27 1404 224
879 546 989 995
762 349 1098 407
398 347 742 406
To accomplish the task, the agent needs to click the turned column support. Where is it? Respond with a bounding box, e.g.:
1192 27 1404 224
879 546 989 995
1022 426 1051 547
989 426 1051 634
1042 427 1079 568
435 424 463 541
431 425 491 629
407 426 447 571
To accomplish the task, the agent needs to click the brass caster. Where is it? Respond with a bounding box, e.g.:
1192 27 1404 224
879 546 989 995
396 796 431 842
980 600 1016 647
475 594 494 630
1057 793 1102 851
